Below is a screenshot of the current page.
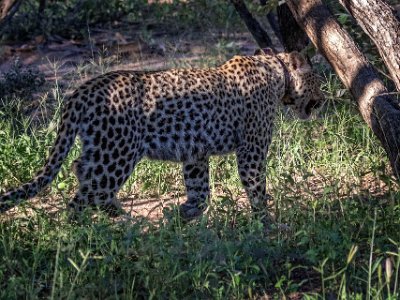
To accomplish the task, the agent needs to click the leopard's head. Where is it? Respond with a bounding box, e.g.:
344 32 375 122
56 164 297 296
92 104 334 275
277 51 324 120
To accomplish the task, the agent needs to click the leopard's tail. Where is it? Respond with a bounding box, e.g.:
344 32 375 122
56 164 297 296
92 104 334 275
0 97 83 212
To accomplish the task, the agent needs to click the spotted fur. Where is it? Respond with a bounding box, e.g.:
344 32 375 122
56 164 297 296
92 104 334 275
0 50 324 219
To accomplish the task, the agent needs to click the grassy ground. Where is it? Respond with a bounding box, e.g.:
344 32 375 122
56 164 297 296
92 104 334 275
0 6 400 298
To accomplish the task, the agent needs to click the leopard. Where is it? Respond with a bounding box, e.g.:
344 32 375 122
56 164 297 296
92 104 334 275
0 49 324 220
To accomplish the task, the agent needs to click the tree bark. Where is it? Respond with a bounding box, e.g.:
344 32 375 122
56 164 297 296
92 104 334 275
339 0 400 93
38 0 46 14
277 3 309 52
258 0 283 45
230 0 273 48
1 0 16 19
0 0 22 34
394 4 400 19
285 0 400 179
37 0 46 29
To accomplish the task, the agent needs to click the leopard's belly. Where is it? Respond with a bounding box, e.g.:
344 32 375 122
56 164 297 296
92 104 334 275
143 120 239 162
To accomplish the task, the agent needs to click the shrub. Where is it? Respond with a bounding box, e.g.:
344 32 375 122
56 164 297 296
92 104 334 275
0 57 45 100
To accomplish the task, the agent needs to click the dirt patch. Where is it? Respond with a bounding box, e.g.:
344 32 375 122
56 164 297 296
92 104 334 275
1 189 253 224
0 192 183 223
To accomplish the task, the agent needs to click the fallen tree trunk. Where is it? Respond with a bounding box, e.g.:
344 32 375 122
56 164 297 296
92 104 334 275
285 0 400 178
339 0 400 93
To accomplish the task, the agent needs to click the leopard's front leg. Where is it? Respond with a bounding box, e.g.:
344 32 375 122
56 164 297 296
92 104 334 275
236 144 273 222
180 158 210 220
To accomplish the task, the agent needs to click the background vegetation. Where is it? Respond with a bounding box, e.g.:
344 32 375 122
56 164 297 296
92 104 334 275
0 0 399 298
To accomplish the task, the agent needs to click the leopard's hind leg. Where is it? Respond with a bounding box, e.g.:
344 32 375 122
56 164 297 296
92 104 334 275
68 120 143 216
69 148 142 216
180 158 210 219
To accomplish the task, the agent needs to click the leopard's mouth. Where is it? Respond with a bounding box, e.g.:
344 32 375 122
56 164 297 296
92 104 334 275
295 98 322 120
304 99 319 116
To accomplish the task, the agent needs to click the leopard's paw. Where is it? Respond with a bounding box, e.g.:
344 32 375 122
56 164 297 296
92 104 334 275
179 202 207 220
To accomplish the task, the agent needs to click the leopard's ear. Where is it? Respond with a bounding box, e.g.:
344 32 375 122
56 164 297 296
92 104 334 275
288 51 311 73
262 47 276 56
253 47 276 56
253 48 265 56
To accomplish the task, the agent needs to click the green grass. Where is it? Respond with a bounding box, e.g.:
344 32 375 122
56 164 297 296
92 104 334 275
0 64 400 299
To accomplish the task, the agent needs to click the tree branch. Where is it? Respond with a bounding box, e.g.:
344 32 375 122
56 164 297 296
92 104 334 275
339 0 400 93
0 0 22 36
277 3 309 51
230 0 273 48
